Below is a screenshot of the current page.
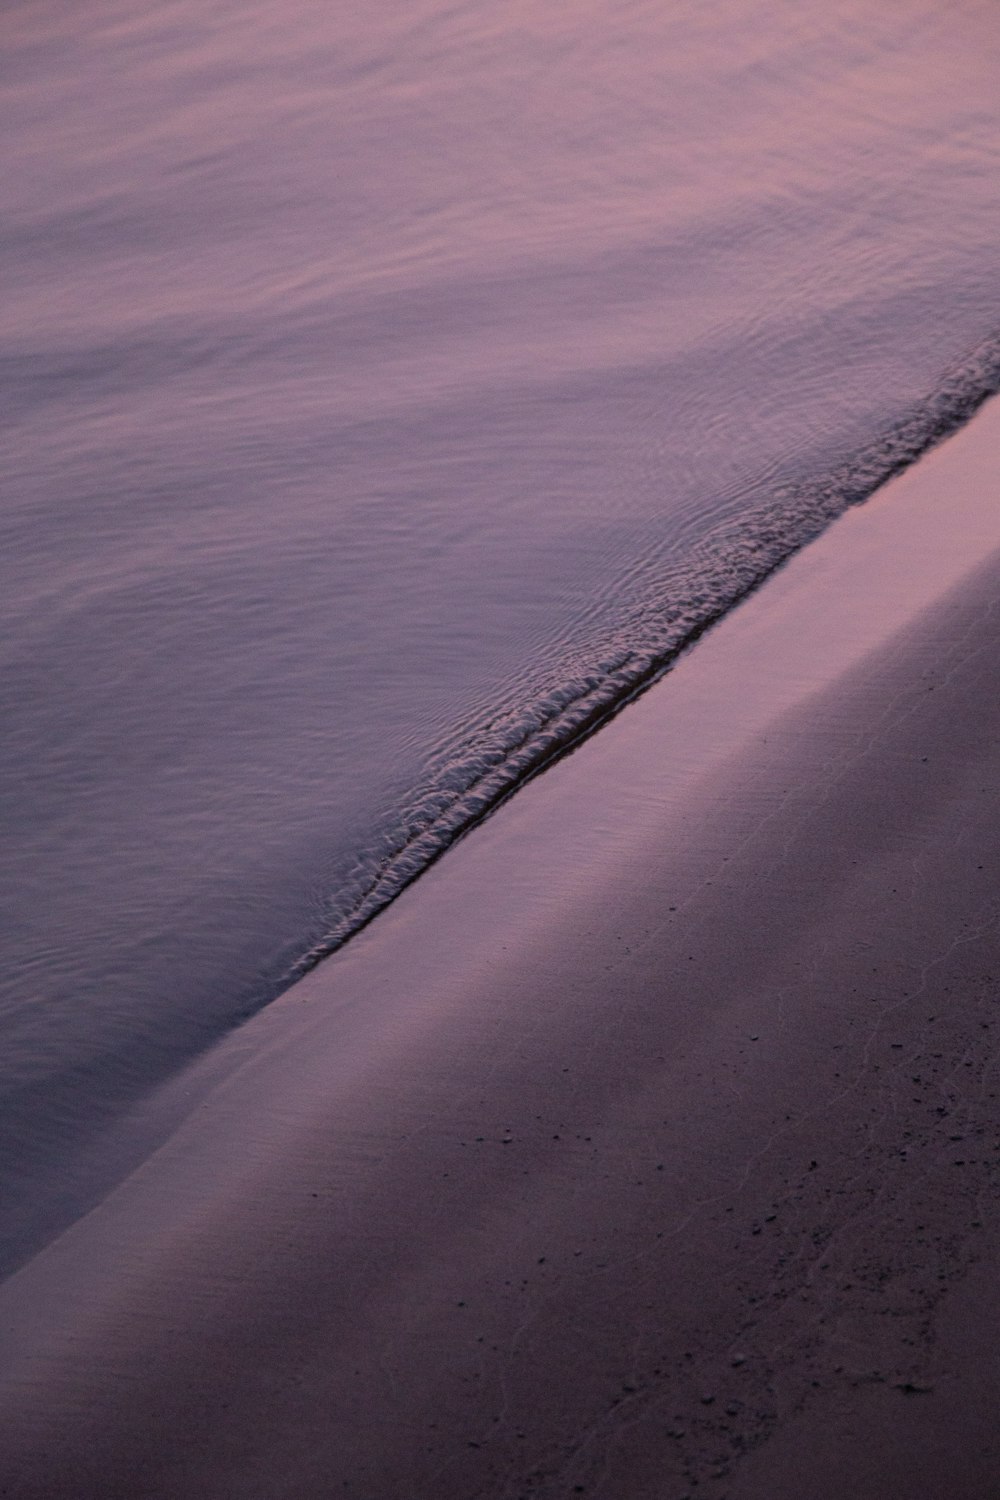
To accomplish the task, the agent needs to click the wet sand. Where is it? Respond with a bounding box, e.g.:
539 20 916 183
2 403 1000 1498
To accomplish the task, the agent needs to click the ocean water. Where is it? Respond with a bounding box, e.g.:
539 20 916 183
2 0 998 1262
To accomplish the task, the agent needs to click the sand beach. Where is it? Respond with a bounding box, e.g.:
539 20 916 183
2 401 1000 1497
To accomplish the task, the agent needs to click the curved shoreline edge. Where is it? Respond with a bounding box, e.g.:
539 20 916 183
287 334 1000 983
2 397 1000 1496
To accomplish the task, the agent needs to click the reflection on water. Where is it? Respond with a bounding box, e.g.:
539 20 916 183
1 0 999 1259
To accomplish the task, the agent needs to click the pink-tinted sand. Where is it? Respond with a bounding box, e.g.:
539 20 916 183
2 402 1000 1497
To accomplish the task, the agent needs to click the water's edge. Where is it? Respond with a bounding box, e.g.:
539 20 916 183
285 331 1000 985
4 346 998 1289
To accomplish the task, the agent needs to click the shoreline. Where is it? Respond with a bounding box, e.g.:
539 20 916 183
2 399 1000 1496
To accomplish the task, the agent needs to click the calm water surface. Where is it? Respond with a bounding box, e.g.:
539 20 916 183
2 0 999 1260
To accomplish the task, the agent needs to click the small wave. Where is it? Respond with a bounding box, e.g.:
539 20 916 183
285 330 1000 983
